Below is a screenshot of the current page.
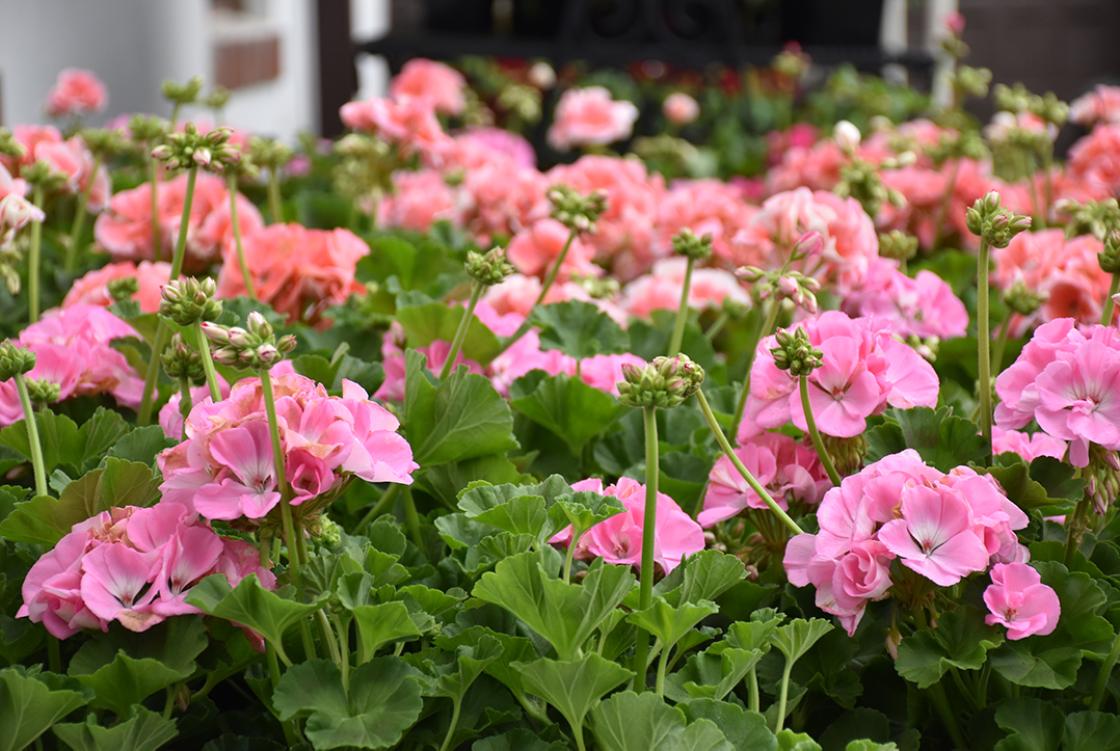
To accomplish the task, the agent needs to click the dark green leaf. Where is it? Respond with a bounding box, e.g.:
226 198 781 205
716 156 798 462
531 301 628 359
52 706 177 751
510 373 625 453
0 667 89 751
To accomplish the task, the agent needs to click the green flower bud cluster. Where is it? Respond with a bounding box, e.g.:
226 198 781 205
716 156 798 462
248 136 293 171
107 277 139 303
332 134 394 201
905 334 940 363
547 185 606 234
671 228 713 262
160 277 223 326
204 87 231 111
617 354 705 409
966 191 1031 248
1056 198 1120 242
878 230 919 263
573 275 620 300
1086 443 1120 515
836 158 903 218
497 84 541 124
951 66 992 101
161 333 205 383
26 378 60 408
202 312 296 370
465 247 515 286
994 84 1068 127
770 328 822 377
739 267 821 314
152 123 241 173
161 76 203 107
0 128 25 160
1003 279 1045 317
80 128 129 160
128 115 170 146
1099 232 1120 275
21 160 67 191
0 341 36 381
926 130 987 166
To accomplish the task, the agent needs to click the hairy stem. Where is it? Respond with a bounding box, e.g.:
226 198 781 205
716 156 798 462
1102 273 1120 325
977 238 993 454
498 230 576 354
192 324 222 402
27 185 44 324
731 300 782 441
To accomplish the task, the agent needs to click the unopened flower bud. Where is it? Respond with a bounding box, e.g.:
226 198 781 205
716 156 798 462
0 128 26 160
0 194 45 232
771 328 823 377
671 228 713 262
1099 232 1120 274
161 332 204 382
834 120 861 152
160 277 222 326
26 378 60 408
617 354 704 409
465 247 515 286
1003 279 1045 317
107 277 139 303
547 185 606 234
0 342 36 380
200 321 232 347
794 231 824 259
878 230 919 262
162 76 203 106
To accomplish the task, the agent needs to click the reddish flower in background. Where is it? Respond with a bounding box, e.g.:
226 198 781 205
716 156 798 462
46 68 107 118
548 87 638 151
389 58 466 115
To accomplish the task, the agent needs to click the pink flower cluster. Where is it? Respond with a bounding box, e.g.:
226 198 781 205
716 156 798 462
45 69 107 118
843 258 968 340
216 224 368 325
785 450 1030 634
983 562 1060 640
1067 124 1120 200
63 260 171 313
747 311 939 439
19 502 272 637
1071 85 1120 127
700 431 830 527
159 371 416 522
552 477 705 573
656 179 758 266
993 229 1111 330
995 318 1120 466
0 305 142 425
389 59 466 116
95 172 264 269
3 125 109 211
547 87 638 151
621 258 748 318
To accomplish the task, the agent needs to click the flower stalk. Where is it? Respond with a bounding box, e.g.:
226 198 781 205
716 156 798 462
227 172 256 300
15 375 48 498
64 154 100 272
27 185 44 324
799 374 842 486
667 229 712 356
632 404 659 690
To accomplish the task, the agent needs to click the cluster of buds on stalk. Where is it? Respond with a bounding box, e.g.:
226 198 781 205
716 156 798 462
671 228 713 262
161 76 203 108
926 129 988 167
496 84 541 124
159 277 223 326
739 232 823 314
248 136 293 173
836 157 906 219
905 334 940 363
1085 443 1120 515
0 341 36 381
201 312 295 370
1099 231 1120 276
332 134 394 203
79 128 129 161
631 135 701 174
0 128 25 161
465 247 515 287
152 123 241 173
1056 198 1120 241
770 328 823 377
161 332 205 384
204 87 231 113
966 191 1031 248
0 193 45 245
26 379 60 409
21 160 67 193
572 275 620 300
951 65 992 103
127 114 169 152
940 11 968 60
547 185 606 235
878 230 919 264
996 83 1069 128
108 277 139 303
618 354 704 409
1003 278 1045 317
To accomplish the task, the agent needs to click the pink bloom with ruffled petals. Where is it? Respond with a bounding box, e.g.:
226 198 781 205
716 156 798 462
877 484 990 586
548 87 638 150
63 261 171 313
46 68 107 117
389 59 465 115
983 562 1060 640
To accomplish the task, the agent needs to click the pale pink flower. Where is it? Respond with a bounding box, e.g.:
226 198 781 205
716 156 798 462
663 93 699 125
1067 124 1120 200
63 261 171 313
194 421 282 520
548 87 638 150
216 224 368 325
992 427 1067 463
340 96 450 157
379 169 463 232
621 257 748 318
373 321 485 402
46 68 107 118
0 162 28 203
656 179 758 266
389 59 466 115
508 218 598 279
455 128 536 168
554 477 704 573
983 562 1060 640
0 194 44 237
877 484 990 586
843 259 968 339
1033 335 1120 464
1070 85 1120 127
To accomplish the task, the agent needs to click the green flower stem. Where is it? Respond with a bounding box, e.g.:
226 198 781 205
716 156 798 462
747 667 760 713
774 657 794 732
356 483 401 533
331 612 350 691
928 680 968 750
667 256 695 355
562 532 579 584
1092 630 1120 711
316 609 343 672
1041 145 1055 225
137 166 198 425
498 229 577 355
655 642 670 697
15 374 48 498
798 375 842 486
192 324 222 402
169 103 182 130
47 635 61 674
227 173 256 300
27 185 44 324
632 405 659 691
991 309 1014 375
438 700 463 751
704 310 729 341
695 389 803 535
977 237 993 454
1102 273 1120 325
64 155 101 272
267 170 283 224
439 282 484 380
402 488 423 548
178 375 193 441
731 300 782 442
149 159 162 260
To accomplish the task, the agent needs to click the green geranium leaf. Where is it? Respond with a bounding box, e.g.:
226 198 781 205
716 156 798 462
865 407 987 471
531 301 628 359
356 234 461 295
186 575 321 663
680 700 775 751
844 742 898 751
348 601 422 664
654 551 748 607
1063 711 1120 751
629 596 719 654
0 410 81 475
993 697 1064 751
0 667 89 751
53 705 177 751
471 728 568 751
896 608 1003 688
396 300 502 365
0 459 158 546
555 491 626 542
472 553 635 660
510 372 626 453
106 426 175 466
403 351 518 467
776 729 823 751
591 691 686 750
273 657 423 750
771 618 833 664
514 654 633 750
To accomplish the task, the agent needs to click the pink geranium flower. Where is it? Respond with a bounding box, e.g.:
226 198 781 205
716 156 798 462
663 93 699 125
378 169 463 232
1071 85 1120 127
389 58 466 115
340 96 450 157
548 87 638 151
46 68 107 118
507 218 598 280
843 259 968 340
63 261 171 313
877 485 990 586
553 477 704 573
992 427 1067 463
983 563 1060 639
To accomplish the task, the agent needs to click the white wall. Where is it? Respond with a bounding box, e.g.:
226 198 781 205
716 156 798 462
0 0 317 141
